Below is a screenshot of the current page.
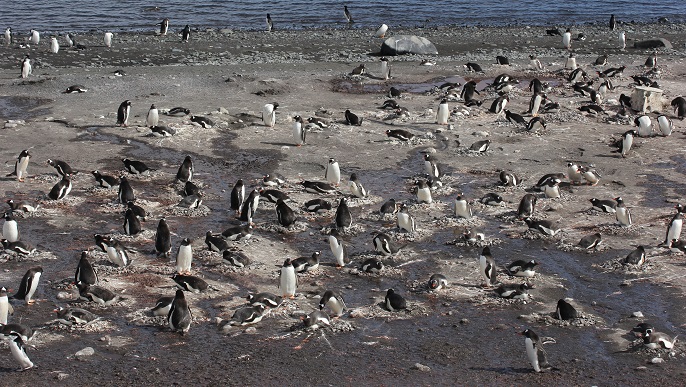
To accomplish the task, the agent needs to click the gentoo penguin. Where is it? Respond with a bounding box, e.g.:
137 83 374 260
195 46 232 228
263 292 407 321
454 193 472 219
230 179 245 214
589 198 617 213
672 97 686 119
1 239 36 256
643 330 678 349
123 208 141 235
307 116 329 128
506 259 538 278
580 166 601 186
260 188 289 204
153 298 173 319
385 289 407 311
565 52 577 69
567 163 583 184
116 100 132 126
292 115 305 146
303 311 331 330
464 230 485 244
529 93 546 117
379 198 398 220
517 194 537 220
106 238 130 267
500 171 522 187
578 233 602 249
345 109 362 126
150 125 177 137
325 158 341 186
375 23 388 38
1 287 14 324
361 258 384 273
610 14 617 30
464 62 483 72
529 54 543 70
668 239 686 253
127 201 148 221
334 198 352 229
562 28 572 49
48 175 72 200
329 229 350 268
20 55 31 79
319 290 346 317
247 292 283 308
175 238 193 274
505 110 527 126
75 251 98 285
396 203 416 232
624 245 646 266
178 192 203 208
489 95 508 115
428 274 449 290
118 176 134 203
13 267 43 305
190 115 214 128
4 27 11 46
521 328 551 373
344 5 354 23
436 99 449 125
350 64 365 76
279 258 297 299
304 198 332 213
348 173 368 198
222 249 251 268
3 212 19 242
122 159 151 175
373 232 400 256
171 273 208 293
262 173 285 187
631 322 654 338
634 115 653 137
645 51 657 69
262 103 278 127
291 251 320 273
46 159 75 177
470 140 491 152
158 18 169 35
265 13 273 32
94 234 111 253
525 218 560 236
616 129 638 157
30 29 39 45
495 283 531 299
221 223 253 241
657 115 673 136
104 32 113 47
479 247 497 287
155 218 172 258
614 197 632 227
386 129 414 141
205 231 229 252
168 289 192 334
556 299 578 320
619 31 626 49
181 24 191 42
480 193 503 206
9 335 34 371
50 36 59 53
54 306 99 326
301 181 336 195
146 104 159 128
6 199 39 214
378 57 391 80
415 180 432 204
175 156 194 183
9 150 30 182
276 199 297 228
663 204 683 245
495 55 510 65
230 304 266 326
424 154 441 182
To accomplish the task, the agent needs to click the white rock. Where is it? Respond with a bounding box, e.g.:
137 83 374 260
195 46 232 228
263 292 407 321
650 357 664 364
75 347 95 359
632 311 644 318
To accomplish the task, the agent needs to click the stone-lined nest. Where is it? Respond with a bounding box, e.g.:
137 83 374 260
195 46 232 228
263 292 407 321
518 310 601 327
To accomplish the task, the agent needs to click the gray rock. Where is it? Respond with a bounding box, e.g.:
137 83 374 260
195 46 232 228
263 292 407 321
633 38 672 49
380 35 438 56
412 363 431 372
75 347 95 359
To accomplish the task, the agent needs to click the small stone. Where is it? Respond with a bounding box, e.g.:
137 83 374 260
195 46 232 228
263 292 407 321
244 327 257 334
650 357 664 364
473 131 489 137
412 363 431 372
75 347 95 359
56 373 69 380
635 366 648 371
56 291 73 300
218 107 229 114
349 308 366 318
632 311 644 318
459 318 470 324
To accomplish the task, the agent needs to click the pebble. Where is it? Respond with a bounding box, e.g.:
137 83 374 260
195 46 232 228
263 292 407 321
75 347 95 359
56 373 69 380
632 311 644 318
412 363 431 372
650 357 664 364
244 327 257 334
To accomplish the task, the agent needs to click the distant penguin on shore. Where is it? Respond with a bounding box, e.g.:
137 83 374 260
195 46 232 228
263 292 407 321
610 14 617 30
20 55 31 78
117 100 131 126
50 36 59 53
619 31 626 49
263 103 278 127
158 18 169 35
4 27 11 46
30 29 39 45
375 24 388 38
182 25 190 42
379 56 390 80
104 32 113 47
344 6 354 23
146 104 159 128
292 115 305 146
266 14 273 32
436 98 449 125
562 29 572 50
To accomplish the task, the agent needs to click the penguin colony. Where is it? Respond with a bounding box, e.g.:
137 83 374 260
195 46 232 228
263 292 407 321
0 10 684 379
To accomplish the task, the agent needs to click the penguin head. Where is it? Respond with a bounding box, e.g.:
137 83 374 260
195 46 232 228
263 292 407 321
283 258 292 267
175 289 185 299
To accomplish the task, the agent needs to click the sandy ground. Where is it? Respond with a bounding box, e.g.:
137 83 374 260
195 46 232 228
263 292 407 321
1 23 686 385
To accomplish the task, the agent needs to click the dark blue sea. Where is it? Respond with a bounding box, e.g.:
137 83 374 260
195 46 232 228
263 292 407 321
0 0 684 33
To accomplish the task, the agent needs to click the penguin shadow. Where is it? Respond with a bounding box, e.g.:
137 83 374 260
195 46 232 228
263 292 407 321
260 141 299 147
469 366 535 374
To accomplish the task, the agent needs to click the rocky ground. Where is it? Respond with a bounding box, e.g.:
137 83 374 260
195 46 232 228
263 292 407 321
0 22 686 385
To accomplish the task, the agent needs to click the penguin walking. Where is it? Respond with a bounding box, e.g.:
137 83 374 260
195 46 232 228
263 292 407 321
155 218 172 258
182 25 190 42
379 57 390 80
106 239 131 267
562 28 572 49
617 129 637 157
325 158 341 186
292 115 306 146
230 179 245 215
657 115 673 136
610 14 617 30
385 289 407 311
50 36 59 53
619 31 626 49
529 54 543 70
344 109 363 125
276 199 297 228
279 258 297 299
118 176 135 203
349 173 368 198
176 156 194 183
123 208 142 235
615 197 632 227
556 299 578 320
415 180 432 204
9 150 30 182
13 267 43 305
104 32 113 47
48 175 72 200
146 104 159 128
158 18 169 35
329 229 350 268
663 204 683 245
529 92 546 117
116 100 132 127
436 98 449 125
176 238 193 274
344 5 354 23
454 193 472 219
517 194 537 219
9 335 34 371
479 247 497 287
567 163 583 184
3 212 19 242
645 51 657 69
262 103 278 127
319 290 346 317
20 55 31 79
168 289 192 334
266 14 273 32
565 52 577 69
1 287 14 325
335 197 353 229
396 203 416 232
521 328 551 373
75 251 98 285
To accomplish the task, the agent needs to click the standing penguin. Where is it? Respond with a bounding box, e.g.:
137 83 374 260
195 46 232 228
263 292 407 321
50 36 59 53
565 52 577 69
379 56 390 80
176 156 194 183
279 258 297 299
562 28 572 49
230 179 245 215
615 197 632 227
118 176 135 204
168 289 192 334
319 290 346 317
517 194 538 219
645 51 657 69
415 180 432 204
619 31 626 49
155 218 172 258
348 173 368 198
292 115 305 146
436 98 449 125
396 203 416 232
424 154 441 182
48 175 72 200
634 115 653 137
20 55 31 79
1 287 14 324
182 25 190 42
345 109 363 125
529 92 545 117
521 328 551 373
158 18 169 35
663 204 683 245
4 27 11 46
325 158 341 186
239 189 260 224
329 229 350 268
335 198 353 229
104 31 113 47
262 103 278 127
657 115 673 136
610 14 617 30
116 100 131 127
489 95 509 116
75 251 98 285
344 5 354 23
479 247 497 287
672 97 686 119
30 29 40 45
618 129 637 157
13 267 43 305
624 245 646 266
266 14 273 32
123 208 142 235
106 239 131 267
146 104 159 128
544 178 561 198
9 335 34 371
454 193 472 219
10 150 30 182
2 212 19 243
176 238 193 274
275 199 297 228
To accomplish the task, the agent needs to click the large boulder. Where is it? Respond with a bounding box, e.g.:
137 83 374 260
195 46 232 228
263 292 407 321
380 35 438 56
633 38 672 49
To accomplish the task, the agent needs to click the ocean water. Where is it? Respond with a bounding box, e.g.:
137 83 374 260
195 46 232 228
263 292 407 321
0 0 684 33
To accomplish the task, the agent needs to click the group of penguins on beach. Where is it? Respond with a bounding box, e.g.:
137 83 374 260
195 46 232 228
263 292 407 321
1 10 685 374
